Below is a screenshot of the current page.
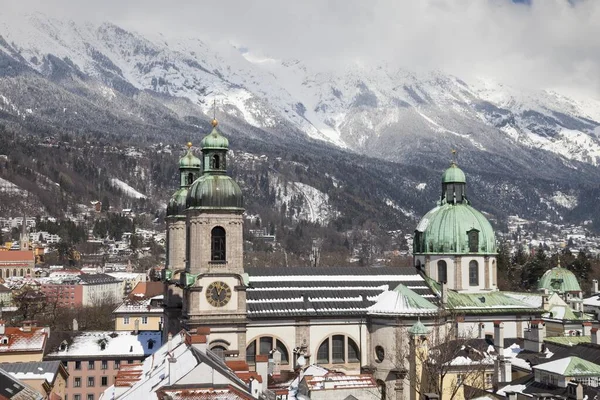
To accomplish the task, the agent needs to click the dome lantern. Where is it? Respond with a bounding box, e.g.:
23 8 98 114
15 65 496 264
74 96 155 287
167 142 201 217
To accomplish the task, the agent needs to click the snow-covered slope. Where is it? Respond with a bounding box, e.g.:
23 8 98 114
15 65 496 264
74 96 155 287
1 13 600 168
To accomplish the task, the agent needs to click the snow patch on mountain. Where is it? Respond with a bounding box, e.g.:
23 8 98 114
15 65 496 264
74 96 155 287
110 178 147 199
270 175 337 224
551 191 578 210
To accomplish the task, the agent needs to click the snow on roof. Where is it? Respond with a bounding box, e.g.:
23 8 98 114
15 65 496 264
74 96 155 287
497 384 527 396
113 296 164 314
583 294 600 307
45 331 161 358
250 274 424 282
0 326 48 353
368 284 438 316
503 343 531 371
534 356 600 376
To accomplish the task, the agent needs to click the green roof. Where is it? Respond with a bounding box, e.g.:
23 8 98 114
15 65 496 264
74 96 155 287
426 277 542 314
408 320 429 336
535 356 600 377
442 163 466 184
414 203 496 254
179 144 201 169
186 175 244 211
167 187 188 217
201 127 229 150
538 267 582 293
368 284 438 315
542 292 592 322
544 336 591 346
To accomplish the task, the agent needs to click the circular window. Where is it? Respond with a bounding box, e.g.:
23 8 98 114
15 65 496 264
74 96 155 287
375 345 385 363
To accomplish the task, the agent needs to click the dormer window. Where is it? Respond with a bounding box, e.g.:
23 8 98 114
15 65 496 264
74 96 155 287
467 229 479 252
1 337 8 345
60 340 68 351
100 342 106 350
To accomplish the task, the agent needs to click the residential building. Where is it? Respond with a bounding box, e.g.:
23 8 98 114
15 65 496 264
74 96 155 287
0 320 49 363
0 250 35 280
0 284 12 307
112 294 164 332
44 330 161 400
79 274 123 306
100 329 260 400
0 367 44 399
40 279 83 309
105 273 146 297
0 360 69 399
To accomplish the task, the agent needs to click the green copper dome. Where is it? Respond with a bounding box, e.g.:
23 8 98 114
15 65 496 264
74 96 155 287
442 163 466 184
414 203 496 254
408 320 429 336
201 127 229 150
167 188 188 217
538 267 581 294
186 175 243 210
179 143 201 169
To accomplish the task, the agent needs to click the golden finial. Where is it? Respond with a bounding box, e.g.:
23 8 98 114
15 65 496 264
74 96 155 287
451 149 458 166
211 119 218 127
186 142 192 149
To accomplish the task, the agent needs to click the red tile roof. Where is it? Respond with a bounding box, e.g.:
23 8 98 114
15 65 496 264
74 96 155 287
0 326 48 354
0 251 34 262
156 385 254 399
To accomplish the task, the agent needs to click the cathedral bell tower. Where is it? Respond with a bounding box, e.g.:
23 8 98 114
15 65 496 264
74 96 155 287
163 143 201 339
181 119 247 359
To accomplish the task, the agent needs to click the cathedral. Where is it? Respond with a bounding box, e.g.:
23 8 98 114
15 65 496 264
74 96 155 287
162 120 546 398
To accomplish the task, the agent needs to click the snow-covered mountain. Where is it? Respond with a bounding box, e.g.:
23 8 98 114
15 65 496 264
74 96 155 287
3 13 600 227
1 13 600 168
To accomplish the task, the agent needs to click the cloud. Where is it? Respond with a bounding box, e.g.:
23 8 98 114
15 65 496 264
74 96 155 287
4 0 600 96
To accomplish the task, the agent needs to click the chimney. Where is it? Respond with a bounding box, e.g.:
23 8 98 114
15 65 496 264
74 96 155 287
478 322 485 339
542 289 549 310
592 328 600 345
72 318 78 332
524 320 545 352
441 282 448 306
582 322 592 336
505 391 517 400
494 321 504 349
22 321 33 333
594 279 599 294
0 320 5 335
256 354 269 391
494 355 512 387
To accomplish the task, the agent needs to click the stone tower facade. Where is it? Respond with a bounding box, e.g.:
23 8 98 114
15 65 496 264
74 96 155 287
179 120 248 359
163 143 201 339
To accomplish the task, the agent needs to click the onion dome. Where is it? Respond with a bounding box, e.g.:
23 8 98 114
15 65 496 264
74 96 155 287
538 263 581 294
414 158 496 254
179 142 201 169
167 142 201 217
200 119 229 150
186 119 244 211
167 188 188 217
186 175 244 210
408 319 429 336
442 162 466 184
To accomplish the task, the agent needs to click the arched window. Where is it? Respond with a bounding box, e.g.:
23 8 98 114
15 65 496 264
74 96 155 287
4 270 9 278
211 345 227 359
147 339 155 350
211 226 226 261
26 269 31 276
468 229 479 252
415 259 421 271
12 269 16 277
19 269 24 277
187 173 194 185
211 154 220 170
246 337 289 365
316 335 360 365
437 260 447 283
469 260 479 286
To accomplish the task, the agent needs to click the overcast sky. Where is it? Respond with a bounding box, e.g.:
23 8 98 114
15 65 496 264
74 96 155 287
4 0 600 96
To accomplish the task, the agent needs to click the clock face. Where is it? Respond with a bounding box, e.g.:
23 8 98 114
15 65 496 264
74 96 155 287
206 281 232 307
